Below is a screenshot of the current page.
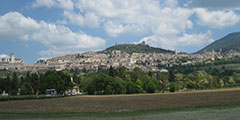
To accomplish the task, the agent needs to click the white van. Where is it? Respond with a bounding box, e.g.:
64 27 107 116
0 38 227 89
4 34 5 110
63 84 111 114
45 89 57 97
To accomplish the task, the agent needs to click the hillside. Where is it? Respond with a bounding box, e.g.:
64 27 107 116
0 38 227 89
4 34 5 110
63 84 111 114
197 32 240 53
100 43 174 54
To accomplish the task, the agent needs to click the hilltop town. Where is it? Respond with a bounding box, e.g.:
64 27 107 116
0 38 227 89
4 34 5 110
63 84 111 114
1 42 240 72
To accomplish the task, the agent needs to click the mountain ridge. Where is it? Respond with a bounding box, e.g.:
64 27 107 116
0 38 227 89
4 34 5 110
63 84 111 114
197 32 240 53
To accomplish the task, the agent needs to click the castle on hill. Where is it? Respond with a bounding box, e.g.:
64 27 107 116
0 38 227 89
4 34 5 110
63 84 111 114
1 53 23 64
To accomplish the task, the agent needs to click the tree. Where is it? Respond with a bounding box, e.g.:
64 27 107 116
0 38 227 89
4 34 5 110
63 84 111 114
169 83 176 92
104 85 112 94
11 72 19 95
31 73 40 95
5 74 13 95
186 81 196 90
126 81 136 94
81 77 95 95
41 71 73 94
158 72 168 93
57 71 74 92
233 73 240 85
117 66 127 80
0 76 12 94
93 73 109 94
111 77 125 94
136 79 143 93
146 79 156 93
228 76 236 87
23 72 33 95
109 66 117 77
141 75 151 91
0 77 6 94
168 70 175 83
130 68 144 82
73 73 81 84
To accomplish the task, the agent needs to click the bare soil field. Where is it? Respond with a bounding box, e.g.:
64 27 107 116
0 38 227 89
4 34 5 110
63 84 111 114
1 88 240 113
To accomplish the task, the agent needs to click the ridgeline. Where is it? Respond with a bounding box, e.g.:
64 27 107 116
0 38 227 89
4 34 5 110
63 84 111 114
100 43 174 54
197 32 240 53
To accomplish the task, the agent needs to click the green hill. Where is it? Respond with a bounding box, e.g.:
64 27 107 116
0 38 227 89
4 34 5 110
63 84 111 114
197 32 240 53
100 43 174 54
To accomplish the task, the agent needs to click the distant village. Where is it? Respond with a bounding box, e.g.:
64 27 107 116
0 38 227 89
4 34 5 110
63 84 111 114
1 43 240 72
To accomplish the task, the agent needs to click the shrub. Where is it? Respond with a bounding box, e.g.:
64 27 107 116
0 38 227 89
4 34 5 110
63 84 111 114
169 83 176 92
146 80 156 93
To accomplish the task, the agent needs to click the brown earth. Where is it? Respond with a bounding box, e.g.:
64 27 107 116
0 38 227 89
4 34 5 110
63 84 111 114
1 88 240 113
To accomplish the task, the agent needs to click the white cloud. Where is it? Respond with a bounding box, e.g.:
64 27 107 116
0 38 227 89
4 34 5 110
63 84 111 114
63 11 100 28
31 0 228 53
195 8 240 28
0 54 9 59
104 21 148 37
0 12 106 57
175 31 214 49
32 0 74 11
140 31 214 52
73 0 194 37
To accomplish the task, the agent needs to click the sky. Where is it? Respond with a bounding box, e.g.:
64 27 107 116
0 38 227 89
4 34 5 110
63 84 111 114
0 0 240 63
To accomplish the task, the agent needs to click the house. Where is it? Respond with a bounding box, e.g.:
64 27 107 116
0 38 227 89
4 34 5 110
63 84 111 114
65 77 82 95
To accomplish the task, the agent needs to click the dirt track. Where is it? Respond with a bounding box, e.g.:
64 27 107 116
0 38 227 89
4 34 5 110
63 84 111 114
1 88 240 113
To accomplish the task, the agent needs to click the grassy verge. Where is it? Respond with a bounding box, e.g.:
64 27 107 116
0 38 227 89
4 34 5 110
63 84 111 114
0 95 44 101
0 95 64 101
0 105 239 120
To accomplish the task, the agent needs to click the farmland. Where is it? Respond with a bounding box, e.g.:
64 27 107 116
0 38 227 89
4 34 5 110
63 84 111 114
1 105 240 120
1 88 240 114
1 88 240 119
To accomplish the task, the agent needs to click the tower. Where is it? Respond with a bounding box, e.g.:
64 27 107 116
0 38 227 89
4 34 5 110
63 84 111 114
10 53 15 63
175 50 178 55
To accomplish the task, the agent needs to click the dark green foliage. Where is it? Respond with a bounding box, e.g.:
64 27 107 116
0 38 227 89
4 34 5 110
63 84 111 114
82 77 95 95
0 95 46 101
41 71 73 94
104 85 112 95
111 77 125 94
116 66 127 80
126 81 136 94
146 79 156 93
92 73 112 94
108 66 117 77
1 62 240 96
23 72 33 95
101 44 174 54
169 83 176 92
168 70 175 82
31 73 40 95
136 79 143 93
11 72 19 95
186 81 196 89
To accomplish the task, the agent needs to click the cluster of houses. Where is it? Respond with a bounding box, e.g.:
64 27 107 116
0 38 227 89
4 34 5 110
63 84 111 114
1 48 240 72
40 49 240 72
1 47 240 96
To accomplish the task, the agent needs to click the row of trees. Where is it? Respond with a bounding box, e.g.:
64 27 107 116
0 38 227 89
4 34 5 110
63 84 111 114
80 67 158 94
78 66 240 95
1 65 240 95
0 71 73 95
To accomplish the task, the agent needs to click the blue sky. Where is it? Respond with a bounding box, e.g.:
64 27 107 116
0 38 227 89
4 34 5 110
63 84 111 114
0 0 240 63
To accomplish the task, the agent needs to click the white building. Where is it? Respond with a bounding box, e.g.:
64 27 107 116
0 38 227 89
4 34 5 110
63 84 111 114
1 53 23 64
